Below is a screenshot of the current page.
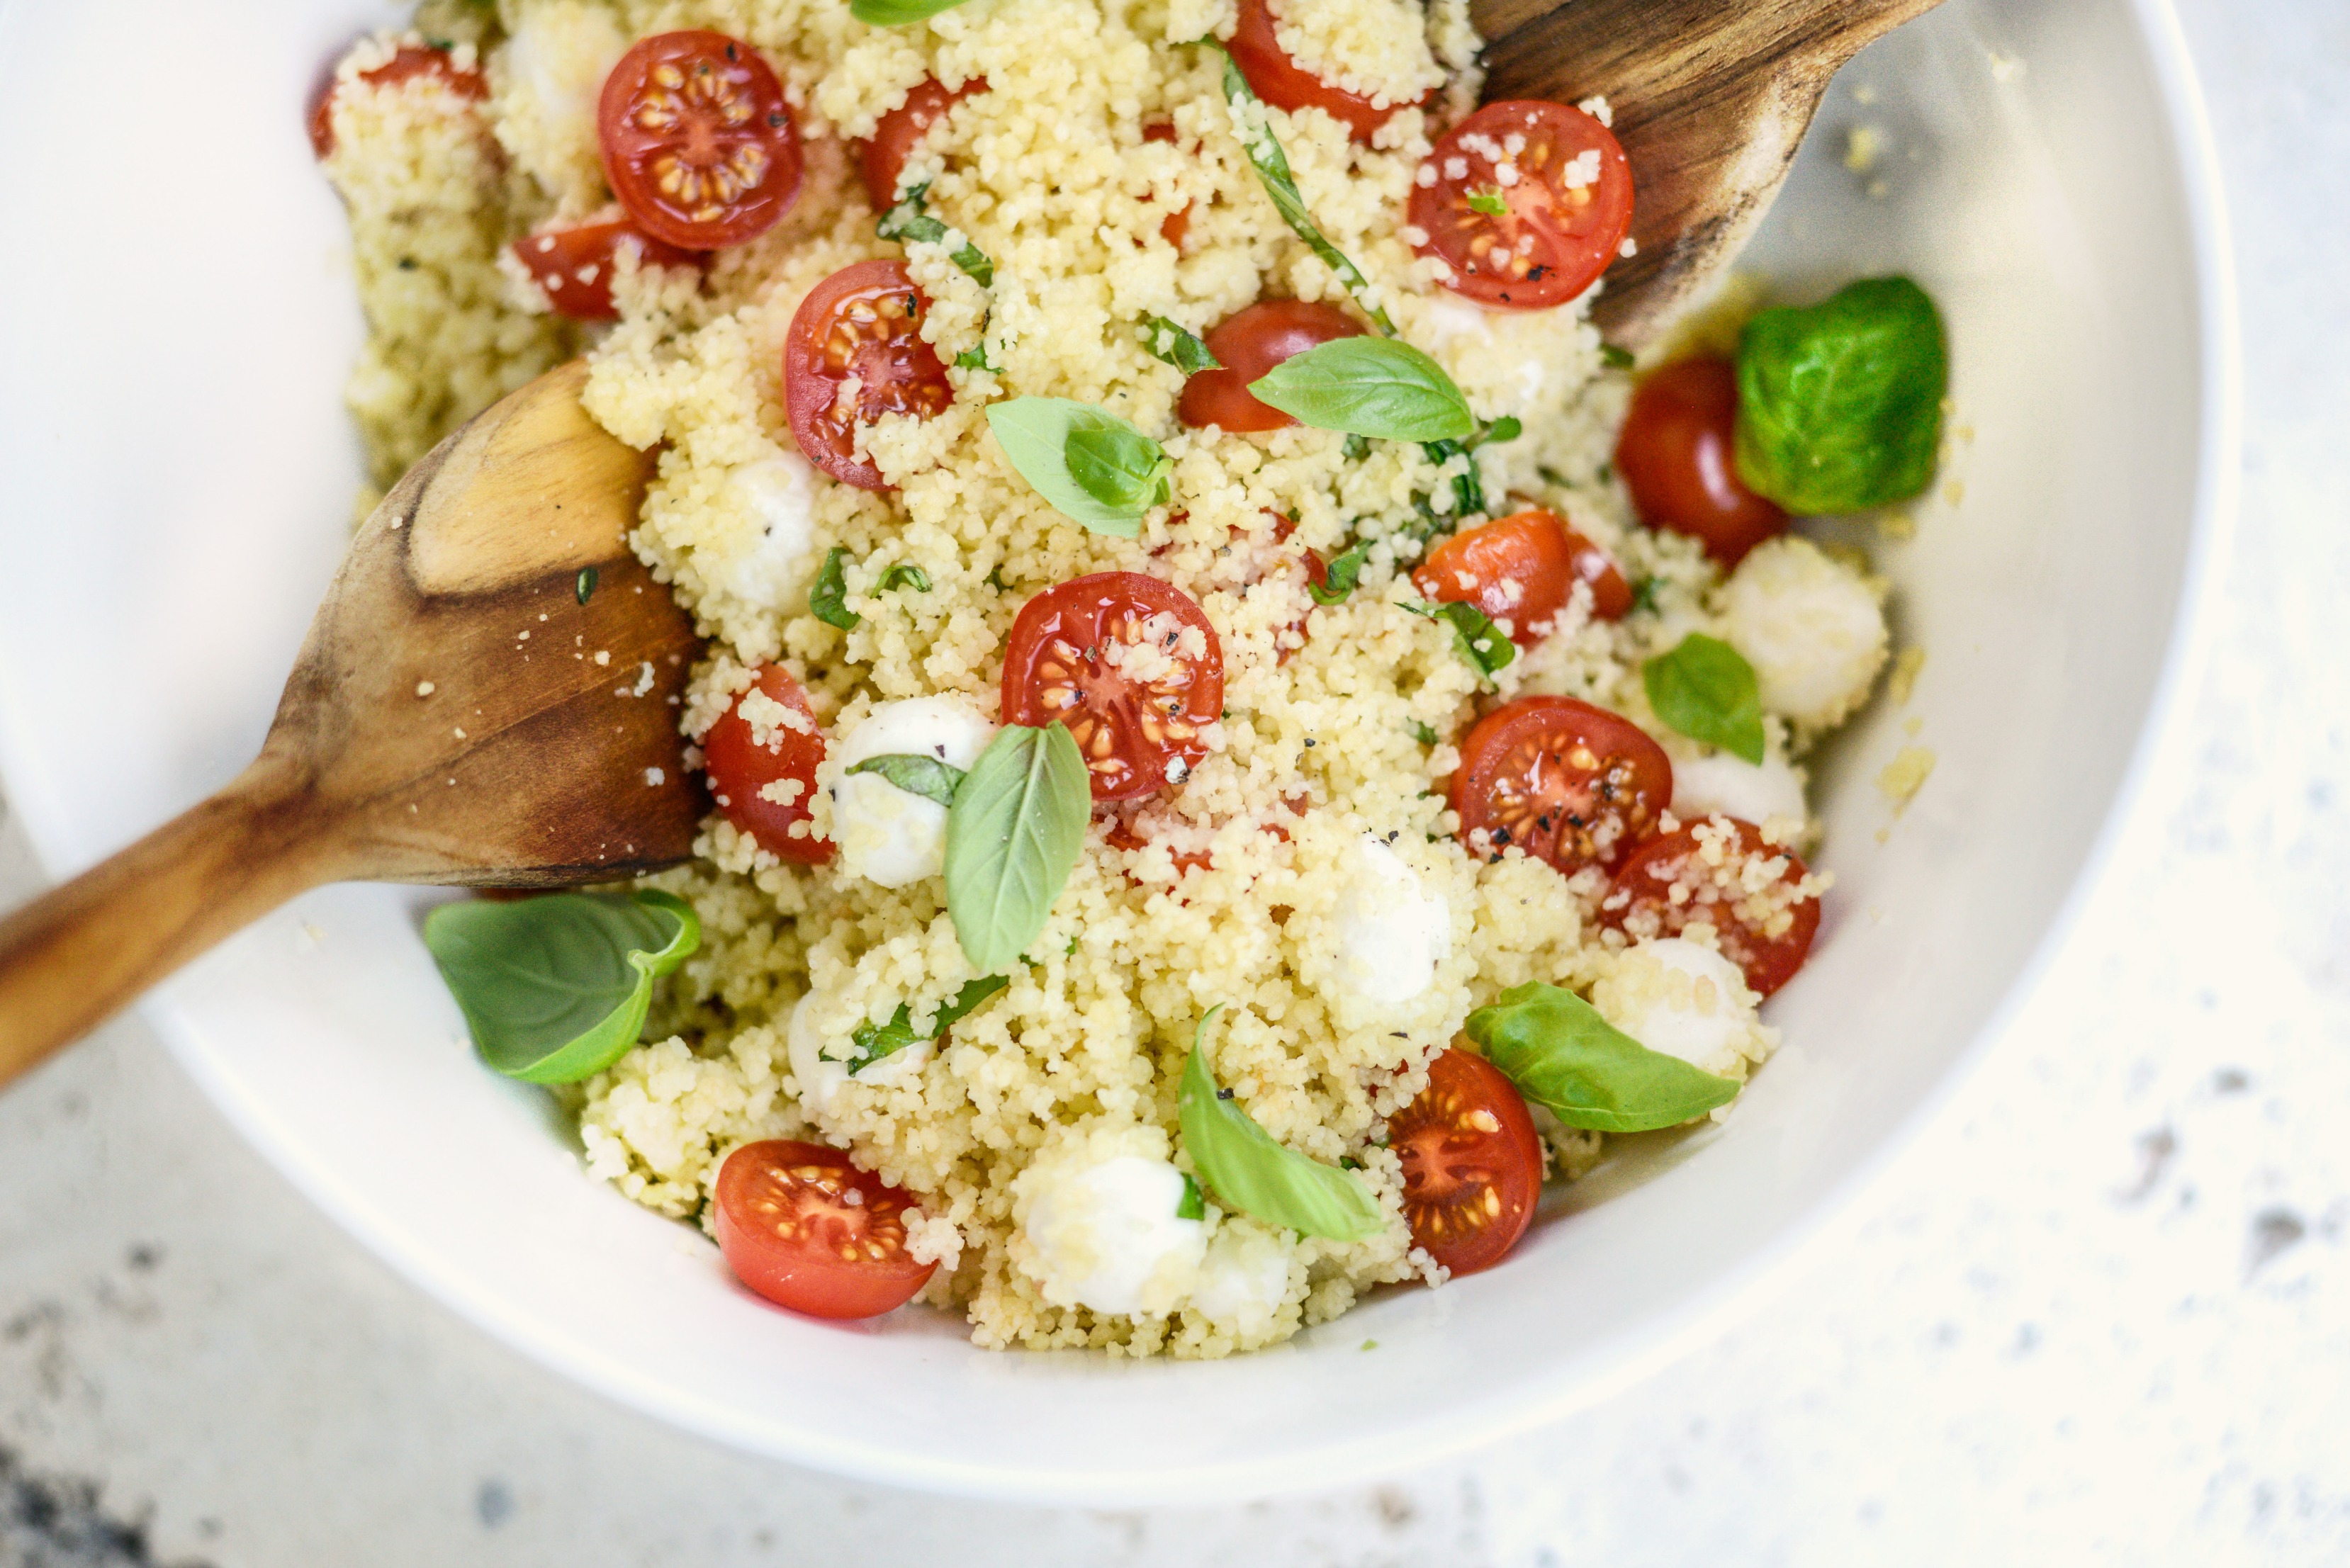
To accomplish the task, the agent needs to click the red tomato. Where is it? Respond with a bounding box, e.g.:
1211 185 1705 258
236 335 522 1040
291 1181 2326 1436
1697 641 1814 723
309 45 486 159
782 259 954 491
1412 508 1629 644
1614 357 1789 567
1276 548 1327 665
1451 696 1672 875
1602 817 1821 997
598 30 803 251
1176 300 1365 432
1142 120 1193 249
1226 0 1428 143
1001 573 1225 803
859 76 986 211
699 665 832 864
714 1141 938 1320
1410 101 1634 310
1389 1047 1544 1277
510 218 697 321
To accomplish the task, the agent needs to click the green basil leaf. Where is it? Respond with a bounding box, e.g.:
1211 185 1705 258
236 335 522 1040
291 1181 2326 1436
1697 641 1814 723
1342 433 1371 461
877 184 994 286
1310 541 1368 605
985 397 1166 536
1179 1008 1385 1241
944 722 1091 970
1733 276 1949 513
1177 1173 1207 1221
1600 343 1636 371
850 0 974 27
1405 599 1515 682
1480 415 1523 445
1422 435 1490 517
575 566 598 604
845 751 967 808
423 889 700 1085
1140 316 1220 374
1467 981 1741 1132
1249 339 1474 443
1407 719 1441 746
1466 186 1507 216
877 563 931 594
1629 575 1663 614
831 973 1008 1074
1643 633 1765 764
811 546 858 629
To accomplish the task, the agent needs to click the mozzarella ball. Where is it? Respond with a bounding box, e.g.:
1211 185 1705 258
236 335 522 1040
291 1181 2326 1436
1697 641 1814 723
1671 737 1809 835
709 449 820 613
492 2 628 208
1327 835 1453 1008
786 990 926 1119
828 697 997 888
1187 1221 1296 1340
1590 938 1767 1080
1020 1152 1206 1316
1717 536 1889 731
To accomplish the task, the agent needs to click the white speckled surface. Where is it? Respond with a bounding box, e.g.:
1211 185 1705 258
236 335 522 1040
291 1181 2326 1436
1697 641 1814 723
3 1 2345 1561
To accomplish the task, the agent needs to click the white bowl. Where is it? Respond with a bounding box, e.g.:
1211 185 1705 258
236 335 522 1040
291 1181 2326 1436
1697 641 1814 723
0 0 2232 1505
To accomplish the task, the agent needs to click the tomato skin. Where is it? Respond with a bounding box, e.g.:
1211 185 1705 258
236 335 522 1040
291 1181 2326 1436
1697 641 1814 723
1413 509 1629 644
1602 817 1821 997
1226 0 1428 143
714 1141 938 1320
1615 358 1788 567
782 259 954 491
1389 1047 1544 1277
1001 573 1225 803
598 30 804 251
1176 300 1366 432
510 219 697 321
859 77 986 211
1142 120 1193 249
1410 100 1634 310
1451 696 1672 876
699 666 833 864
310 45 486 159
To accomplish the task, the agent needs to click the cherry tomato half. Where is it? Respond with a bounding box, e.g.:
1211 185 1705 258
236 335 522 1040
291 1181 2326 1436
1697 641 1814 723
1410 100 1633 310
1614 357 1789 568
1602 816 1821 997
700 665 832 864
1390 1047 1544 1277
1226 0 1428 143
859 76 986 211
782 259 954 491
1451 696 1672 876
309 45 485 159
1001 573 1225 803
1176 300 1365 433
1413 508 1629 644
598 30 803 251
511 218 697 321
714 1141 938 1320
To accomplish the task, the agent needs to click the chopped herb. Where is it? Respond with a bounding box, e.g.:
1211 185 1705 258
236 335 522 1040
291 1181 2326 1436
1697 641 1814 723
1407 720 1440 746
1537 465 1570 487
849 0 974 20
1139 315 1221 374
1177 1173 1207 1221
877 563 932 594
1630 574 1663 614
830 974 1008 1075
1466 186 1508 217
1342 432 1371 462
986 564 1011 592
1405 599 1516 683
955 342 1001 373
1480 415 1523 445
1600 342 1637 370
810 546 858 630
1310 541 1368 605
877 183 994 286
575 566 599 604
845 752 967 808
1421 436 1488 519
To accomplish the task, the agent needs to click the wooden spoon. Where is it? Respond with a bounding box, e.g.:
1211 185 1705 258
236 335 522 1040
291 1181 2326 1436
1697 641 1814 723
1473 0 1947 346
0 360 704 1088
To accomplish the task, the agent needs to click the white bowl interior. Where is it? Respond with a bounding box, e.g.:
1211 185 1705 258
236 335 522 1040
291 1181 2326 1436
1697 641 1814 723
0 0 2222 1504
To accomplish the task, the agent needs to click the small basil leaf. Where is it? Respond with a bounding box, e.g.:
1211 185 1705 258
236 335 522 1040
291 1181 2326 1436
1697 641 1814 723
1466 186 1507 216
1422 436 1489 517
424 889 700 1085
985 397 1167 536
877 563 931 594
1643 633 1766 765
845 752 967 809
1177 1173 1207 1221
1179 1008 1385 1241
1249 339 1474 443
1310 541 1368 605
1733 276 1949 514
831 973 1008 1074
575 566 598 604
1065 422 1174 515
1407 719 1441 745
1600 343 1636 371
944 722 1091 971
1630 575 1663 614
1342 433 1371 461
1405 599 1516 682
878 184 994 286
850 0 974 26
1467 981 1741 1132
1140 316 1220 374
1480 415 1523 445
955 343 1001 373
811 546 858 629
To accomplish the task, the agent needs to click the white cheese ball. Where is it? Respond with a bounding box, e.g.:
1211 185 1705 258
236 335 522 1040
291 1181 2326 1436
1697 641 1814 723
828 697 997 889
1187 1221 1295 1340
1327 835 1452 1008
1717 536 1889 731
1590 938 1767 1080
709 449 821 614
786 990 927 1119
493 1 628 209
1671 738 1809 836
1021 1152 1206 1316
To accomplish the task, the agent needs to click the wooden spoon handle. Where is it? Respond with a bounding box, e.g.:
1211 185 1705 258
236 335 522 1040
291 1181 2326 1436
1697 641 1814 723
0 751 356 1090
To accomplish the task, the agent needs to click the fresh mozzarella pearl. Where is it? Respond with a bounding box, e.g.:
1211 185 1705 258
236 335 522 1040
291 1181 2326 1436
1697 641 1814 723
500 4 626 181
1188 1222 1294 1338
1328 835 1452 1008
1419 297 1549 403
1590 938 1762 1079
1717 536 1889 731
711 450 820 612
786 990 926 1118
1672 744 1808 833
829 697 997 888
1023 1154 1206 1316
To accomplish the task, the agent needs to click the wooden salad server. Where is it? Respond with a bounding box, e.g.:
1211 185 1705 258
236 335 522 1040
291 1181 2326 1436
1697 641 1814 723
1473 0 1947 347
0 361 704 1090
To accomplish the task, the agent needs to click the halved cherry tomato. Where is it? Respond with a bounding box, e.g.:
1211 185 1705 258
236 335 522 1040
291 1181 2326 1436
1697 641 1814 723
1602 816 1820 997
1389 1047 1543 1277
1410 100 1633 310
859 76 986 211
1001 573 1225 802
699 665 832 864
598 30 803 251
309 45 486 159
1614 357 1788 567
1413 508 1629 644
714 1140 938 1319
1451 696 1672 875
510 218 697 321
1142 120 1193 249
782 259 954 491
1227 0 1429 143
1176 300 1365 432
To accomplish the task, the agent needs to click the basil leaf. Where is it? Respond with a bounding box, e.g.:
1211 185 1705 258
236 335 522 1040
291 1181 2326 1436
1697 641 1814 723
831 974 1008 1074
575 566 598 604
850 0 974 27
1600 343 1636 371
1179 1008 1384 1241
1422 436 1488 517
1467 982 1741 1132
811 546 858 629
1249 339 1473 443
1466 186 1507 216
944 722 1091 970
1733 276 1948 514
1630 575 1663 614
955 343 1001 373
1405 599 1515 682
1480 415 1523 445
423 890 699 1085
1310 541 1368 605
1342 433 1371 461
1140 316 1220 374
1177 1173 1207 1221
877 563 931 594
877 184 993 286
985 397 1168 536
845 752 967 808
1407 719 1440 746
1643 633 1765 765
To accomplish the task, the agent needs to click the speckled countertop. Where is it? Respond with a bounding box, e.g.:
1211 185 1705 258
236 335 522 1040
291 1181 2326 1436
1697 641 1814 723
4 2 2346 1562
